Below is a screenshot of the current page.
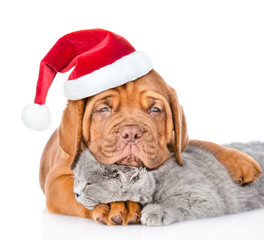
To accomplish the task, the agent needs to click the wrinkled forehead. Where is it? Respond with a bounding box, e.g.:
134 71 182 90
131 70 170 97
87 70 170 107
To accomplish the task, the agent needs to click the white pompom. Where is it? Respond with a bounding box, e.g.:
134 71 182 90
21 103 51 131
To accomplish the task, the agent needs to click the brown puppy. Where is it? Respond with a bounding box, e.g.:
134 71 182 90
40 70 262 225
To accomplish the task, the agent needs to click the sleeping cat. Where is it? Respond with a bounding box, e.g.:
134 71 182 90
74 150 156 209
74 142 264 225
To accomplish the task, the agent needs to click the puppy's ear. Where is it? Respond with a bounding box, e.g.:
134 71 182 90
168 87 189 166
59 99 87 169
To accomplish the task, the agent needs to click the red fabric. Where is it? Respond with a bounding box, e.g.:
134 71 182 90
34 29 135 105
34 63 56 105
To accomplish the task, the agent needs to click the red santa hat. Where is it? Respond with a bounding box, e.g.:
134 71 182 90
22 29 153 131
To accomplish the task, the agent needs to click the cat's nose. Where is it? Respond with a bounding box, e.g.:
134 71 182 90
75 193 80 198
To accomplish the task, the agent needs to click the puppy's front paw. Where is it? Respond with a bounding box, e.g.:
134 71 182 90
218 148 262 185
141 204 172 226
91 201 141 225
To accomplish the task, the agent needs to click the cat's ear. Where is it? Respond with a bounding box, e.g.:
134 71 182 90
118 170 128 183
129 170 140 182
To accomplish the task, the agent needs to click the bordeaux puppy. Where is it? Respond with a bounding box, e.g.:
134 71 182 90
20 29 260 226
39 70 261 225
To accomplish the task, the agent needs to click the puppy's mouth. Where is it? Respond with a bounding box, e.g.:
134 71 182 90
114 142 144 166
98 130 159 167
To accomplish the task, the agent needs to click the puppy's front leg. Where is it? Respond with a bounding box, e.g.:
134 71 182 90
45 165 140 225
189 140 262 185
45 164 92 218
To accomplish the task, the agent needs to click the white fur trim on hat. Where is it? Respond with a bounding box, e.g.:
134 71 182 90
21 103 51 131
64 51 153 100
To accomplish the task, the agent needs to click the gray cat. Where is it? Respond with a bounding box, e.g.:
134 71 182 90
74 150 156 209
74 142 264 226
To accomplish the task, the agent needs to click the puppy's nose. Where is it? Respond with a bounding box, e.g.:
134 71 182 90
120 126 143 144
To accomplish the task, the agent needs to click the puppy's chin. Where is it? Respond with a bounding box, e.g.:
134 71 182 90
116 155 143 167
90 136 170 168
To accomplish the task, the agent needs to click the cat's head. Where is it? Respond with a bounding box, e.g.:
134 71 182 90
74 149 155 209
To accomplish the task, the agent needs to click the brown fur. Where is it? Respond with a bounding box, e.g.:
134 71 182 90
39 70 262 225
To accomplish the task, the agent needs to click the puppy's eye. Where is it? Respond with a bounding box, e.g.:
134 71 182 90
150 106 161 112
98 106 111 112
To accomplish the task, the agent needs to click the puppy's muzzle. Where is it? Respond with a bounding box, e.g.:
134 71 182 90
120 125 143 145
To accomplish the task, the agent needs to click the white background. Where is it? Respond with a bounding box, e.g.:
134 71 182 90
1 0 264 239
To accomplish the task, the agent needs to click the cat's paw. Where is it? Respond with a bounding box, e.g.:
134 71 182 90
141 204 172 226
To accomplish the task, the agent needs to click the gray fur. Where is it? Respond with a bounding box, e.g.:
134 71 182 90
74 142 264 225
74 150 155 210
